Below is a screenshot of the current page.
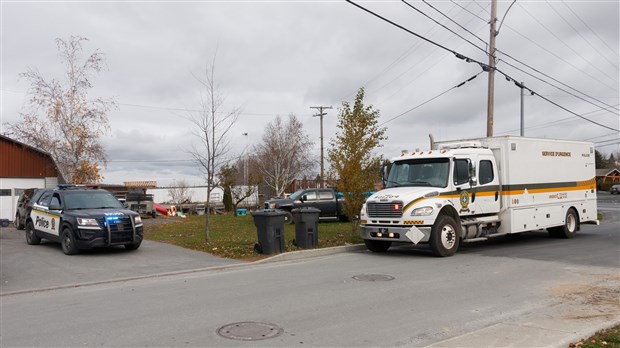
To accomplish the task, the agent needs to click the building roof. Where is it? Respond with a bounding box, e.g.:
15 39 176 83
596 168 620 177
0 134 65 182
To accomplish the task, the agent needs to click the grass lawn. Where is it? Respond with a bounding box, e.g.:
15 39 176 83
570 324 620 348
143 214 363 260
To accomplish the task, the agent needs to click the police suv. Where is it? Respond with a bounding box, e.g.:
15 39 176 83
24 185 143 255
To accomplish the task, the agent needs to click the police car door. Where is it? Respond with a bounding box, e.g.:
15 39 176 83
31 191 62 237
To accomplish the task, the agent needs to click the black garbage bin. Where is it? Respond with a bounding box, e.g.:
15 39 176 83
291 207 321 249
251 209 287 254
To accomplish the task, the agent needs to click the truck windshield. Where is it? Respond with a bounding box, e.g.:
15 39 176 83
386 158 450 188
64 192 124 210
288 190 305 201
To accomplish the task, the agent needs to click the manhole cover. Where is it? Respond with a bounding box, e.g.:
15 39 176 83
217 322 283 341
353 274 395 282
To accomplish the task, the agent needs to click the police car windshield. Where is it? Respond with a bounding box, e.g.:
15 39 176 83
63 192 124 210
386 158 449 188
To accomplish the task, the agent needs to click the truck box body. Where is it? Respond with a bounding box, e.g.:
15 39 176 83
435 136 597 233
359 136 598 256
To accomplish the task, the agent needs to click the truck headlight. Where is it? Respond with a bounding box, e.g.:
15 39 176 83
268 203 276 209
134 215 142 225
77 218 99 226
411 206 434 216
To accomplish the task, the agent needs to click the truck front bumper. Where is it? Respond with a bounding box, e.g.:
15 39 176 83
360 225 431 245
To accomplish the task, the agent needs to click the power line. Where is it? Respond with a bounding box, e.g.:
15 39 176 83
496 105 619 135
459 1 620 95
547 1 619 71
416 0 619 114
346 0 619 132
562 1 619 58
517 2 618 91
496 53 620 114
379 71 483 126
422 0 487 47
450 0 488 22
401 0 488 55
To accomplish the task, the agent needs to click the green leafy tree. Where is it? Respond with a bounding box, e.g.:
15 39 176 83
595 150 610 169
328 88 386 234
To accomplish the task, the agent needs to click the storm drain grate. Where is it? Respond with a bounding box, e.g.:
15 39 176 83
353 274 395 282
217 322 283 341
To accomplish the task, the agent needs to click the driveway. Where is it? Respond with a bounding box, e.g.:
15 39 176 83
0 223 246 294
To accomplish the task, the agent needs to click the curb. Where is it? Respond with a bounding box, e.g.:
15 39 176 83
0 244 366 297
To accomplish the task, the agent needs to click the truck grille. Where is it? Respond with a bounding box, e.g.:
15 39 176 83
367 201 404 218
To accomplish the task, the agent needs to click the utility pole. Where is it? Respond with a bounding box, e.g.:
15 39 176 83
519 82 524 136
311 106 332 188
486 0 498 137
242 132 248 185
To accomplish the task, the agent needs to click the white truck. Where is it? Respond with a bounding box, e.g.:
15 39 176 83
359 136 598 257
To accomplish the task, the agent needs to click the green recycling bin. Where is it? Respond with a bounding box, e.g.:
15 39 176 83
251 209 287 254
292 207 321 249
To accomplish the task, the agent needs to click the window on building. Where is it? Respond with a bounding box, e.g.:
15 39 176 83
0 189 11 197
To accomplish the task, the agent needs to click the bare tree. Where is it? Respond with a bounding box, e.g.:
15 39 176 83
168 179 193 204
188 54 240 241
5 36 115 183
254 114 315 197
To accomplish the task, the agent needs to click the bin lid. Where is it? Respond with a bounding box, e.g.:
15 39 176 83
250 209 288 216
291 207 321 213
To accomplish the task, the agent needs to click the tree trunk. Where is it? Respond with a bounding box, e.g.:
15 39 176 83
204 198 211 241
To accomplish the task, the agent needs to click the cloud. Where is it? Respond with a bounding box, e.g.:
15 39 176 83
2 1 618 187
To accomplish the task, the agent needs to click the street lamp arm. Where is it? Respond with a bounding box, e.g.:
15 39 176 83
496 0 517 36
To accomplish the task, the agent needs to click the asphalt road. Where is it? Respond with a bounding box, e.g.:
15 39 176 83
1 194 618 347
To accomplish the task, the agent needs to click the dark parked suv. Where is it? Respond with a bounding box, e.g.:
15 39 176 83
14 188 38 230
24 185 143 255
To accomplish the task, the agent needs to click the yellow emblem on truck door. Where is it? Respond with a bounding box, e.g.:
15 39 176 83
460 191 470 209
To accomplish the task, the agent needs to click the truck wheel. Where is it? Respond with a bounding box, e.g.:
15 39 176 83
548 208 578 239
283 211 294 224
25 221 41 245
364 239 391 252
430 215 460 257
15 213 25 230
61 227 79 255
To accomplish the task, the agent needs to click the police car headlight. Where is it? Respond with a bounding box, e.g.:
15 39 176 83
134 216 142 225
411 206 434 216
77 218 99 226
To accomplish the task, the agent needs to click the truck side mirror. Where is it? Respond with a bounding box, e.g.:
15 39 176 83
382 165 389 187
469 162 478 186
300 195 307 202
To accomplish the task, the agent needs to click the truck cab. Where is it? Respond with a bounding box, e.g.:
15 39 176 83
361 146 500 256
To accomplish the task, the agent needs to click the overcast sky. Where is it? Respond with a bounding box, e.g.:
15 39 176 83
1 0 618 187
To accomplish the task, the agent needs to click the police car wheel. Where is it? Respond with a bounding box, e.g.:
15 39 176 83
430 215 460 257
61 227 78 255
25 221 41 245
15 213 25 230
